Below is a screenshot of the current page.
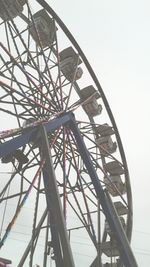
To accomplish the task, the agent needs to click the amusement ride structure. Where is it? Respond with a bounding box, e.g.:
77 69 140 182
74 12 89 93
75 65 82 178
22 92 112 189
0 0 138 266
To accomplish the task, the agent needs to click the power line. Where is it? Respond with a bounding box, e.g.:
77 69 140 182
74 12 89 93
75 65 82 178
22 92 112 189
134 229 150 236
4 233 150 257
133 247 150 254
134 251 150 257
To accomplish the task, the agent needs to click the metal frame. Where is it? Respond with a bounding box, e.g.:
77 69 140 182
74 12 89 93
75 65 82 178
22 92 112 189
0 112 138 267
0 2 133 262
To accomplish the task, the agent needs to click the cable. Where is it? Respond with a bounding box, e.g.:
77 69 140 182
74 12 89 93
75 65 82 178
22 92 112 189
134 251 150 257
0 184 10 238
134 229 150 235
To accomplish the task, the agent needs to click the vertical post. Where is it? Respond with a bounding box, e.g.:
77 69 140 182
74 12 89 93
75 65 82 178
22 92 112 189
97 198 103 267
40 125 75 267
42 166 64 267
43 215 49 267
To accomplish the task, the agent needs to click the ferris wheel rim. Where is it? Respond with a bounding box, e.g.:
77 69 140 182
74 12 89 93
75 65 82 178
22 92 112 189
0 0 133 266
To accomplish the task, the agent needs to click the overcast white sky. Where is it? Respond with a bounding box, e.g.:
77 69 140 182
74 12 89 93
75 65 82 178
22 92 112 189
49 0 150 266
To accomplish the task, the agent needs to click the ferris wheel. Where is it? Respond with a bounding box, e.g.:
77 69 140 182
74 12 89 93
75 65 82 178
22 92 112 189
0 1 138 267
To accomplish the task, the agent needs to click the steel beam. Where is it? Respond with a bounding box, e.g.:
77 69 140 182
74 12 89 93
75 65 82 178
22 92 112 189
0 113 72 158
42 167 64 267
40 125 75 267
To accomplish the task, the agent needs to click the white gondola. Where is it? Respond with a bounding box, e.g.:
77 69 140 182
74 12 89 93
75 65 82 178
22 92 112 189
104 175 126 196
96 136 117 155
60 58 83 81
0 0 26 20
114 201 128 216
95 123 114 136
80 85 102 117
80 85 101 99
59 47 83 81
105 216 126 237
30 9 56 48
101 241 119 257
105 161 124 175
83 98 102 117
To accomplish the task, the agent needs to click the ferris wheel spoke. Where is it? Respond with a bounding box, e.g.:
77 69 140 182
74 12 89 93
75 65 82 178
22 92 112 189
0 55 47 111
53 29 65 110
1 19 61 114
0 171 17 200
0 1 136 266
66 130 98 242
29 172 42 267
49 127 99 246
0 79 38 120
67 196 97 247
0 80 52 120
